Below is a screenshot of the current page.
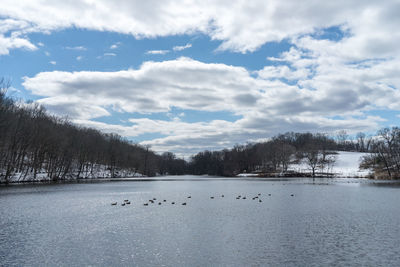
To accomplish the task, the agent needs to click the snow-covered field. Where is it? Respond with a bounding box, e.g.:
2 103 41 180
238 151 373 178
290 151 372 177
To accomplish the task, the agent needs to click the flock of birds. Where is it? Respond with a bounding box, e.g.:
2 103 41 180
111 193 295 206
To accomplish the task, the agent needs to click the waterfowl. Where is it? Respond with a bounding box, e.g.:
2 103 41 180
182 203 187 205
111 202 117 206
210 197 214 199
187 196 191 199
158 202 162 205
268 194 271 196
121 203 126 206
126 201 131 204
221 195 224 197
259 199 262 202
291 194 294 197
258 193 261 196
163 200 167 202
153 198 156 200
171 202 175 204
243 197 246 199
144 203 148 206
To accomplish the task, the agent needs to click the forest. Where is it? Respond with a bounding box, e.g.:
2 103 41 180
1 79 400 183
0 80 186 183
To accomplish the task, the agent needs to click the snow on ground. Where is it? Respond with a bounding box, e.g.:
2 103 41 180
237 151 373 178
3 165 145 183
290 151 372 178
332 151 372 177
237 173 259 177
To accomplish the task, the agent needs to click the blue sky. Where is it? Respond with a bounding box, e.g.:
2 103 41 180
1 1 400 156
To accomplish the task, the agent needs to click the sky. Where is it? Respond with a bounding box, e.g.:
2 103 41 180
1 0 400 157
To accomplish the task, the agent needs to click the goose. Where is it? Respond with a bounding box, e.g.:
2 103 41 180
268 194 271 196
126 201 131 205
221 195 224 197
182 202 187 205
163 200 167 202
290 194 294 197
144 203 148 206
259 199 262 202
124 199 129 202
210 197 214 199
242 197 246 200
111 202 117 206
171 202 175 204
158 202 162 205
153 198 157 200
187 196 191 199
121 203 126 206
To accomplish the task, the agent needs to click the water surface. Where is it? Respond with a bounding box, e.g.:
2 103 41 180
1 176 400 266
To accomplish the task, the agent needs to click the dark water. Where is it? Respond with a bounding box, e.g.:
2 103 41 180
1 176 400 266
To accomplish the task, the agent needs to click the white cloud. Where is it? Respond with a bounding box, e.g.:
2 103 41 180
1 1 399 54
0 34 37 55
146 50 169 55
65 46 87 51
110 42 121 49
22 56 399 155
44 51 50 56
97 52 116 59
173 43 192 51
0 18 37 54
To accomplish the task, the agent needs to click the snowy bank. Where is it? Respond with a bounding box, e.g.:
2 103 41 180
290 151 372 177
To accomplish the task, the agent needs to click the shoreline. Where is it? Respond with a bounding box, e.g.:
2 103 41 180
0 175 391 186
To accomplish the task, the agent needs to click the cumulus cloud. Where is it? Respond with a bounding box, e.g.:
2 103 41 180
0 34 37 55
1 1 399 54
0 18 37 55
22 56 398 155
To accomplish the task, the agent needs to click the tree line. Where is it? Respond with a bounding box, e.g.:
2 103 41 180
0 80 186 183
188 132 339 177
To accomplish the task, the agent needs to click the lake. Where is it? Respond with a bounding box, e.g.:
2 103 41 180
1 176 400 266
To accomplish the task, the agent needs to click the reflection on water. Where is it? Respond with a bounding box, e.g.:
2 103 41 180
1 176 400 266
